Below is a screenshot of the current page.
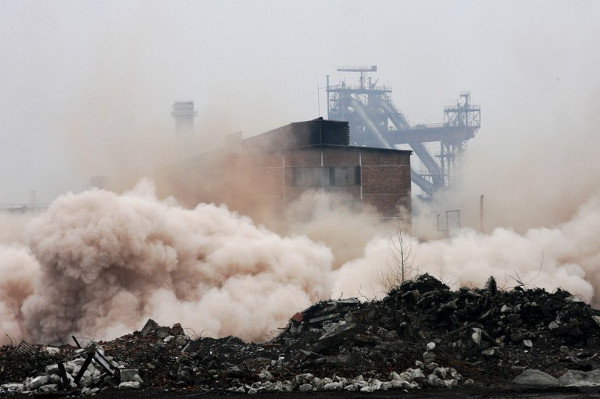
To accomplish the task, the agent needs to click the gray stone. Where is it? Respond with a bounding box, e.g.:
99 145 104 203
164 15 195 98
88 387 101 395
45 364 59 375
175 335 189 347
512 369 561 386
155 327 170 339
28 375 49 390
390 371 403 381
44 347 61 356
443 379 458 388
323 381 343 390
482 348 496 357
299 383 312 392
426 362 439 371
140 319 159 336
38 384 58 393
81 387 100 396
434 367 448 379
426 373 444 388
258 370 273 380
423 350 436 363
120 368 143 383
1 383 24 393
118 381 141 390
401 368 425 382
450 367 462 381
471 328 482 346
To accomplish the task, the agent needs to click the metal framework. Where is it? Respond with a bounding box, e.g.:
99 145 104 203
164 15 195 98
326 66 480 199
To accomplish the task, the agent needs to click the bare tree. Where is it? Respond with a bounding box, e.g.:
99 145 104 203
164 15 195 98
379 220 417 291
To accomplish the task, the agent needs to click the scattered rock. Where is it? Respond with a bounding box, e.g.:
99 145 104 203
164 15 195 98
4 274 600 395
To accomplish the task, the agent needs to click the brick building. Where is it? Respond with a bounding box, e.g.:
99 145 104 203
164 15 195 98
159 118 411 225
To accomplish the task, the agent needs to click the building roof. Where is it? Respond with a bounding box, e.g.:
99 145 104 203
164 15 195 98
242 117 349 152
241 117 411 155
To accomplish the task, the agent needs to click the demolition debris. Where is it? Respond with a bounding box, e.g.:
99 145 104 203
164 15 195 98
3 274 600 396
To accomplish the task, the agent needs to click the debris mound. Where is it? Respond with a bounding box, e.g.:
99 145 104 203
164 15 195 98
3 274 600 395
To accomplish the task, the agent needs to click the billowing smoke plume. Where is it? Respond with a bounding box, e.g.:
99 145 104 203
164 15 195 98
1 181 600 345
335 191 600 304
15 180 333 343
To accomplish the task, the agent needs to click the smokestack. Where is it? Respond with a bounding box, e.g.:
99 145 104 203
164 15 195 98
171 101 197 159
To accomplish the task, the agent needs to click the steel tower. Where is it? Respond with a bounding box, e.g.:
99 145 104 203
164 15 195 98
326 66 480 199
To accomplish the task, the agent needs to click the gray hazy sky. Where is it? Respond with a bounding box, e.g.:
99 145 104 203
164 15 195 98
1 0 599 223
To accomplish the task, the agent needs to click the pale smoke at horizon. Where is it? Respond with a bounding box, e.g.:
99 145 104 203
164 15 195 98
1 181 600 345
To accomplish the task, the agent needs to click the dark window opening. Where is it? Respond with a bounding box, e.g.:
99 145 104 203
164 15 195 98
291 166 360 187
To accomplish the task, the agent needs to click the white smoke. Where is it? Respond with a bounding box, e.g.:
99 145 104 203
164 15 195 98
335 192 600 304
16 180 333 343
1 181 600 345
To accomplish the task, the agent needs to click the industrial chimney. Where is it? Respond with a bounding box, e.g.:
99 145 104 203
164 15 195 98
171 101 197 159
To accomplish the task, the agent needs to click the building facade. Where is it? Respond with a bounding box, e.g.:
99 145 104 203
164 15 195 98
158 118 411 225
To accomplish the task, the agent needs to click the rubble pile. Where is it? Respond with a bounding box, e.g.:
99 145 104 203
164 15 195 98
3 274 600 396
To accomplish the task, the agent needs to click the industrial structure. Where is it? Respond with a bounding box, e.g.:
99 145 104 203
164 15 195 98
326 66 480 199
171 101 198 158
159 118 412 226
171 101 197 135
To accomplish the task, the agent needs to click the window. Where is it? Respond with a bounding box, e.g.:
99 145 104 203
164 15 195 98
293 167 328 186
291 167 360 187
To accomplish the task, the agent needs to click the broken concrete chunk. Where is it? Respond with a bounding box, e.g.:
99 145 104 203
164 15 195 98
81 387 101 396
140 319 159 336
258 370 273 380
118 381 141 389
423 350 436 364
43 346 61 356
471 327 482 346
155 327 171 339
119 368 142 383
26 375 49 390
38 384 59 393
299 383 312 392
481 348 496 357
163 335 175 343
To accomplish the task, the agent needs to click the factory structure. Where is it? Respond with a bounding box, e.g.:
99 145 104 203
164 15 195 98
161 66 480 225
160 116 412 225
327 66 480 199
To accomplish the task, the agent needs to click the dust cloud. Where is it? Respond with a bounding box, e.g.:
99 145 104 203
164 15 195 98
0 179 599 345
2 151 600 345
334 192 600 303
10 180 332 344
